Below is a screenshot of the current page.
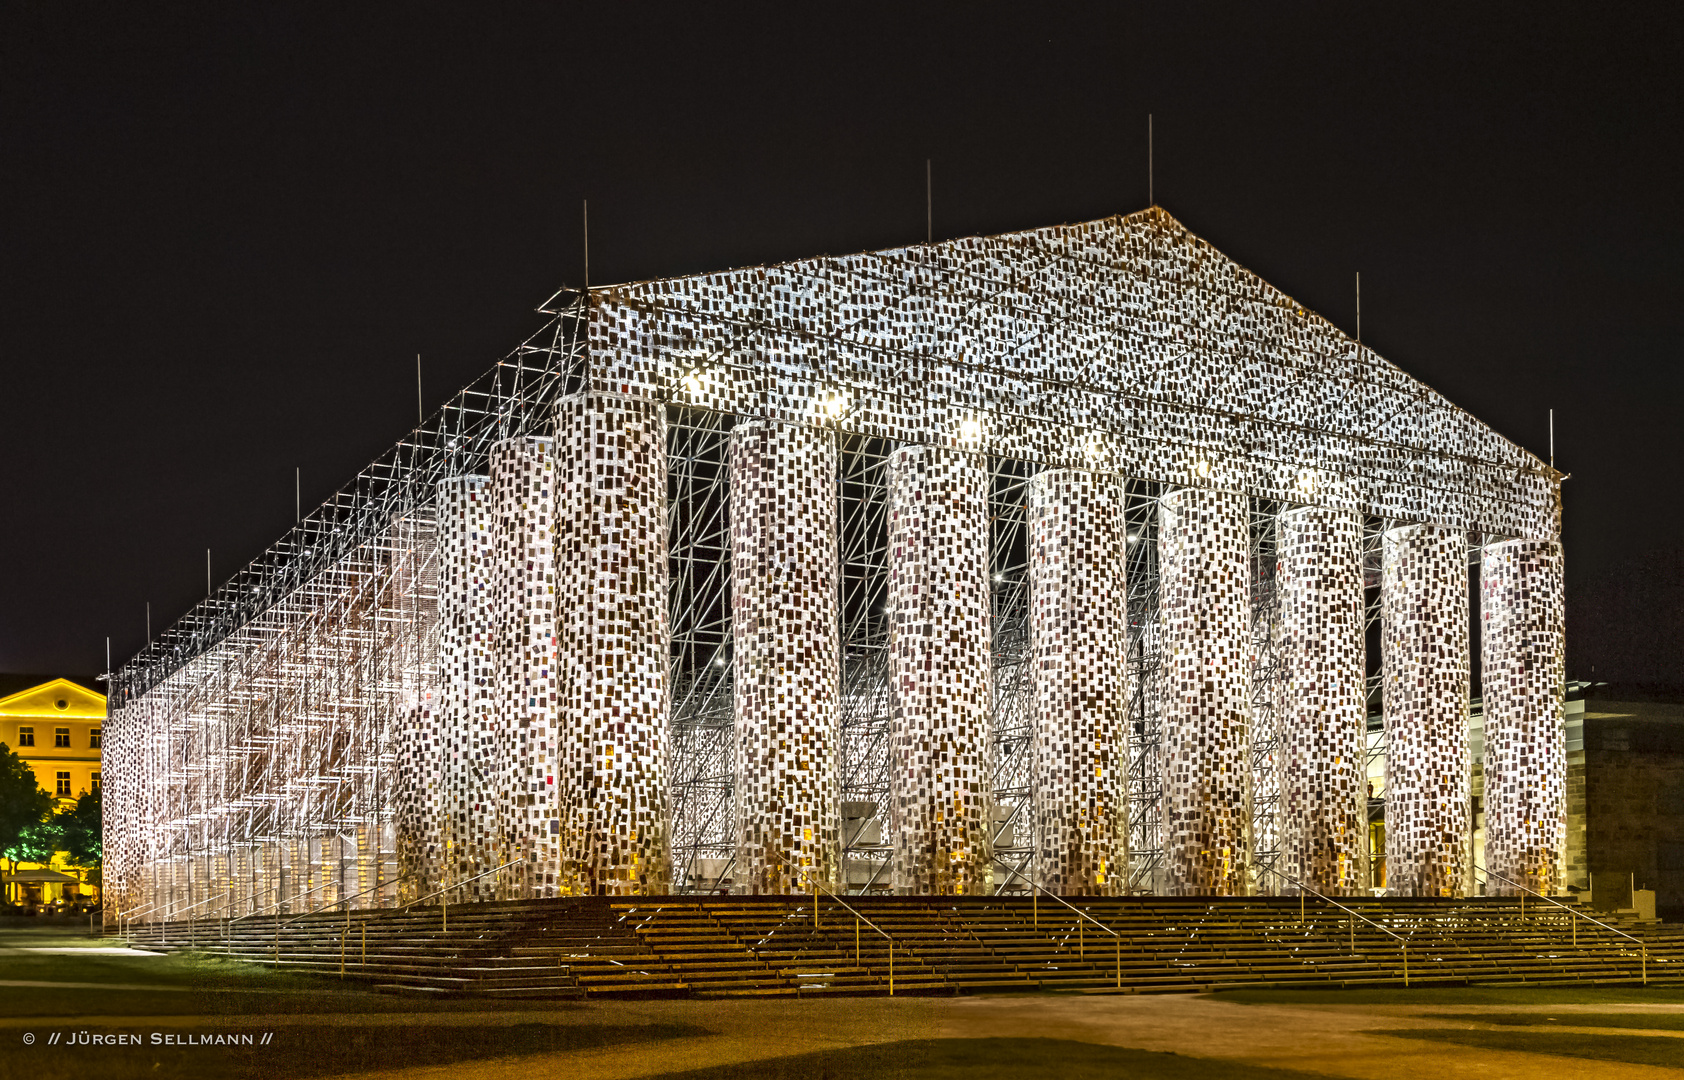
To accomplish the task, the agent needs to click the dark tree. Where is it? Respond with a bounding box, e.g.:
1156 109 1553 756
54 790 102 868
0 742 54 896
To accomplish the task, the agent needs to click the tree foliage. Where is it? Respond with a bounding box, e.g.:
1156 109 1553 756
55 790 102 867
0 741 53 865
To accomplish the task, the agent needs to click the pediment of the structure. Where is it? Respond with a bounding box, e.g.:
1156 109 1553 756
588 207 1555 538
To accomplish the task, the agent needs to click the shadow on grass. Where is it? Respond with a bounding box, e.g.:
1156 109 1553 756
641 1039 1335 1080
0 933 573 1017
1212 986 1684 1006
0 1022 709 1080
1420 1011 1684 1030
1368 1028 1684 1069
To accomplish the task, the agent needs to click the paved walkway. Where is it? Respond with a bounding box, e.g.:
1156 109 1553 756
6 994 1680 1079
329 996 1684 1080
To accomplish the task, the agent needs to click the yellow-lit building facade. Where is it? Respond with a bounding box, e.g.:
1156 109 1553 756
1 677 104 909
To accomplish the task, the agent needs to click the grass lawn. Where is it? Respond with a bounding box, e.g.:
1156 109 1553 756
1368 1029 1684 1070
0 1021 710 1080
0 928 459 1017
0 928 716 1080
1421 1011 1684 1030
1212 985 1684 1006
641 1038 1335 1080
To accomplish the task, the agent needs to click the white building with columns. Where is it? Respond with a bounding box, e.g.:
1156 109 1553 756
105 207 1564 912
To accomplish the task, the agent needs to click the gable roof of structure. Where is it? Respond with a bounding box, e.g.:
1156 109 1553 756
592 206 1554 538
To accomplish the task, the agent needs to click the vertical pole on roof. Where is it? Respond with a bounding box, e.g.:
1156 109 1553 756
417 355 424 426
926 159 932 244
206 550 212 598
1148 114 1154 205
583 200 590 290
1549 409 1555 468
1356 272 1361 344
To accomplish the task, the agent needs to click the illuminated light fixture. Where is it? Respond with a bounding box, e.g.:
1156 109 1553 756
958 417 983 442
680 370 703 394
1298 469 1318 496
1196 459 1211 478
1127 532 1139 545
817 390 849 419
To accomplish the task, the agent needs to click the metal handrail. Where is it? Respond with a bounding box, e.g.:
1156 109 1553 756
1260 865 1414 987
1023 880 1120 938
231 878 336 924
816 882 893 944
990 863 1126 988
813 879 903 996
221 880 289 918
118 901 162 926
1472 862 1644 946
991 856 1119 936
1472 861 1648 985
281 874 397 927
171 893 225 919
1260 866 1407 946
401 858 525 911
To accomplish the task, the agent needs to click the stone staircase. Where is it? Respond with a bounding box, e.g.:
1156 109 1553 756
117 894 1684 999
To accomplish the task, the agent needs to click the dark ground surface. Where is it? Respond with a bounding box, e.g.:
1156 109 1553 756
6 928 1684 1079
637 1039 1333 1080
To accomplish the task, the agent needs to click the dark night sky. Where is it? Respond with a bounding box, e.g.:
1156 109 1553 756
3 3 1681 685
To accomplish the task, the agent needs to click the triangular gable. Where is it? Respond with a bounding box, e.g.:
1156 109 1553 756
0 678 107 719
589 207 1554 538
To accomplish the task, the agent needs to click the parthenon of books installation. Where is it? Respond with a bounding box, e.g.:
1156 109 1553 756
104 207 1565 916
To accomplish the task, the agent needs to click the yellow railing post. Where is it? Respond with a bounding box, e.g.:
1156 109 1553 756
856 916 861 968
1115 935 1121 989
889 940 894 997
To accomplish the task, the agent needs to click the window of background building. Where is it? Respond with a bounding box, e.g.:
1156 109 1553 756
90 728 102 749
17 727 34 746
54 728 70 748
91 773 101 793
55 772 71 797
